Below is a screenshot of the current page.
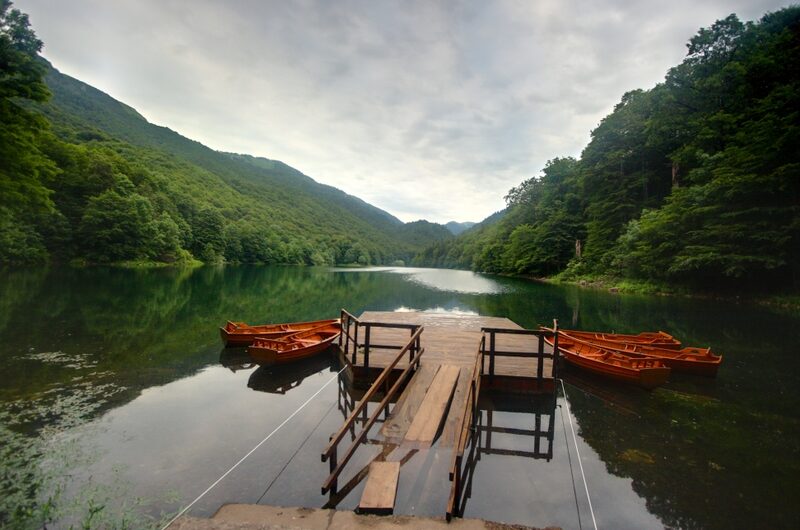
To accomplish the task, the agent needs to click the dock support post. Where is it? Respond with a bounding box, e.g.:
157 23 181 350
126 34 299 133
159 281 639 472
552 319 560 380
364 324 371 369
488 331 495 383
537 335 544 386
352 323 359 365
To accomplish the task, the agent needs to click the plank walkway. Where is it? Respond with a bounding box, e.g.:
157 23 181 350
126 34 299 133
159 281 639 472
404 364 460 445
358 461 400 515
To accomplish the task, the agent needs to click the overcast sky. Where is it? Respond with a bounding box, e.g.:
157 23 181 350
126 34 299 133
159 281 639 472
18 0 790 223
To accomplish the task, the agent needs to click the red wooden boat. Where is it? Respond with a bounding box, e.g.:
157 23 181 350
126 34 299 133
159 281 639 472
220 318 338 346
544 334 670 389
561 329 681 349
561 332 722 377
247 322 341 365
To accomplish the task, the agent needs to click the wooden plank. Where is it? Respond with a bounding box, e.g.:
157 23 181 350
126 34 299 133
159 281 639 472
405 364 460 445
438 367 470 447
358 461 400 515
380 364 439 442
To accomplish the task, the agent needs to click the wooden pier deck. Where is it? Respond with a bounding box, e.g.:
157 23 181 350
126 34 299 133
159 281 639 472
343 311 555 396
359 311 551 371
323 310 560 519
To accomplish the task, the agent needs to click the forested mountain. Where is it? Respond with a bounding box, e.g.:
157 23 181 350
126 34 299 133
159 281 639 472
445 221 476 235
416 8 800 293
0 2 449 266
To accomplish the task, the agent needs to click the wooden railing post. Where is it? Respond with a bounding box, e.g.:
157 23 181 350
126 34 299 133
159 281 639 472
343 313 349 357
537 335 544 385
553 318 560 380
363 324 371 369
489 331 496 383
339 310 344 348
479 340 484 379
353 322 359 365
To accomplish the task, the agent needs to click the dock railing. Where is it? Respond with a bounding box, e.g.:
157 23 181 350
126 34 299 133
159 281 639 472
447 338 483 520
339 308 421 370
339 309 360 362
321 326 425 495
357 320 421 369
481 322 560 384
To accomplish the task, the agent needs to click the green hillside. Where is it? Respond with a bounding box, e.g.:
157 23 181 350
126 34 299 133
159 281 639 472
416 8 800 294
0 4 449 266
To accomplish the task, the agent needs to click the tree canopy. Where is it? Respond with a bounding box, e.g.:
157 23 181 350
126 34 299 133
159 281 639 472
416 7 800 293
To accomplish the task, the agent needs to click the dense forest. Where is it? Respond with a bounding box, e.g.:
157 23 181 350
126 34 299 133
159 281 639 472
415 8 800 293
0 1 453 266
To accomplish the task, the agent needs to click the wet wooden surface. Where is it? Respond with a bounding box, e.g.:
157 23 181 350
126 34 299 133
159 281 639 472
355 311 553 379
358 461 400 515
404 364 460 445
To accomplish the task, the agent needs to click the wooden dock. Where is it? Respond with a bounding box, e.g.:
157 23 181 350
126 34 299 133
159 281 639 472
322 309 560 520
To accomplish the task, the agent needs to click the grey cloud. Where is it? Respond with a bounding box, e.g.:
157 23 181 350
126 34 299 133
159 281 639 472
18 0 793 223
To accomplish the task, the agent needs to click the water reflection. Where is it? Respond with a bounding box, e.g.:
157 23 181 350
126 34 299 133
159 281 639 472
394 267 509 294
393 305 478 315
219 348 257 372
456 391 558 518
0 265 798 529
247 356 336 395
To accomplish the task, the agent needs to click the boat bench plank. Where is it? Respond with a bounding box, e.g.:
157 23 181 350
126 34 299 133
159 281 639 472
379 364 439 442
358 461 400 515
404 364 460 445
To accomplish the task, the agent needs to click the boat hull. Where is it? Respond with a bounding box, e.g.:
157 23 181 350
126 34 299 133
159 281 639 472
564 334 721 377
247 323 341 365
220 318 338 346
561 329 681 349
546 336 670 389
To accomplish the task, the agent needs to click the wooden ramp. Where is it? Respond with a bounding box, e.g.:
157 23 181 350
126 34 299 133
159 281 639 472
379 364 438 442
358 461 400 515
405 365 460 445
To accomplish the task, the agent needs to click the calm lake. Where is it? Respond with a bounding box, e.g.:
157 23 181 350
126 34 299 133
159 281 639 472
1 265 798 529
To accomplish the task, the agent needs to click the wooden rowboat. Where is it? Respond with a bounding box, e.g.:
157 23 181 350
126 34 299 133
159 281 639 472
560 331 721 377
247 322 341 365
220 318 338 346
544 334 670 389
560 329 681 349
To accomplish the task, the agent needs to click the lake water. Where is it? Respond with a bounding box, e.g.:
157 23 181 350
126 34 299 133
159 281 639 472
0 265 798 529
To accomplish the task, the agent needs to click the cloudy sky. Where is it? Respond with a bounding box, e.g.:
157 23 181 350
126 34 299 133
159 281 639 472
19 0 790 223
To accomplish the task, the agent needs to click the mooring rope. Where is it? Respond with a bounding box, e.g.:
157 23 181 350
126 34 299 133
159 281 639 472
256 398 337 504
160 366 346 530
560 378 599 530
559 401 583 530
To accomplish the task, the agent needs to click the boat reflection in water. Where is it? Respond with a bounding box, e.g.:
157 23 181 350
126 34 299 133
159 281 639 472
218 348 257 373
247 354 338 395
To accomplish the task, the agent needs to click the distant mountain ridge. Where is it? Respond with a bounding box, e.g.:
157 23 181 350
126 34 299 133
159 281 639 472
444 221 475 235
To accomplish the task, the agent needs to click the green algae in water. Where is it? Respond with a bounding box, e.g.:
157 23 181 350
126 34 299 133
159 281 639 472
619 449 656 465
0 355 171 529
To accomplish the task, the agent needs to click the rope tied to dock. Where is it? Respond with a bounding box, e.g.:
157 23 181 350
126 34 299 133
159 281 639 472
560 378 599 530
160 366 346 530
